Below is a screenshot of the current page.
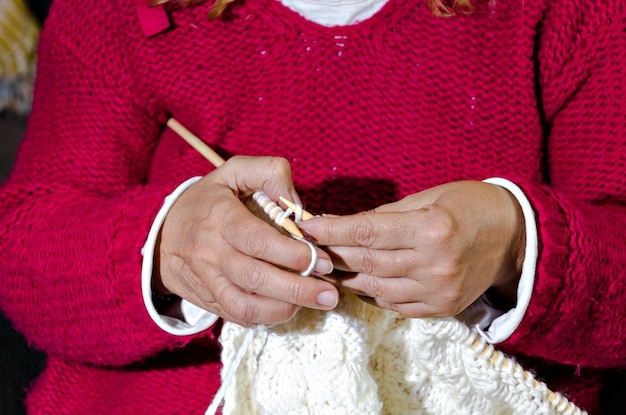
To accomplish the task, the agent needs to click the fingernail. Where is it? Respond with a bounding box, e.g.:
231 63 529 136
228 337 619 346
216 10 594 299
317 290 338 308
313 257 333 275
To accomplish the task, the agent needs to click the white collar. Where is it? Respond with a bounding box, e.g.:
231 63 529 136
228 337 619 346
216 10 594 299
279 0 390 26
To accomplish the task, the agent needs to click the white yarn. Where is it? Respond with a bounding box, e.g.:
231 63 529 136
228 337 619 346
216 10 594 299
206 195 316 414
205 329 258 415
293 235 316 277
208 195 583 415
291 201 304 223
252 191 294 230
216 291 586 415
248 191 317 276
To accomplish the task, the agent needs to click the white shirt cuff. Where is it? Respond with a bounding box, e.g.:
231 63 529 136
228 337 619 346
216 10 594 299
462 178 538 344
141 176 220 336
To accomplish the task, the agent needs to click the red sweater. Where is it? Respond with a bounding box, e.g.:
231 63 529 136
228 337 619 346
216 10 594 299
0 0 624 413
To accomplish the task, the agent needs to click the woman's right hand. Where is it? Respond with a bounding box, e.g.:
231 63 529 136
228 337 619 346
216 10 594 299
155 156 338 326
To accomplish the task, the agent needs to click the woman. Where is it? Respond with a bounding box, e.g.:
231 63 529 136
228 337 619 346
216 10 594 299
0 0 624 412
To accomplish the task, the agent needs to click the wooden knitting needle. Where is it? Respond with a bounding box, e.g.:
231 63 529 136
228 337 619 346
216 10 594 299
279 196 315 221
167 118 226 167
166 118 304 238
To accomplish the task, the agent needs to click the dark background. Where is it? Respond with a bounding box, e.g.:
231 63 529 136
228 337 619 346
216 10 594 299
0 111 46 415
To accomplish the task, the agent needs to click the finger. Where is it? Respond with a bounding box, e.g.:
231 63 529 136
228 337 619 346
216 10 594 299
170 245 312 326
327 246 415 278
343 274 471 318
358 296 447 319
222 250 339 310
214 156 301 203
299 210 427 249
208 283 304 326
335 272 425 304
221 203 333 276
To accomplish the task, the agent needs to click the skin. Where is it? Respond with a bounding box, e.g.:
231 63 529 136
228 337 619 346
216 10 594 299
157 156 526 325
156 156 338 327
298 181 527 318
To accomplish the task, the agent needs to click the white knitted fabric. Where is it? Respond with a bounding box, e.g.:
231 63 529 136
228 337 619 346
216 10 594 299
218 290 585 415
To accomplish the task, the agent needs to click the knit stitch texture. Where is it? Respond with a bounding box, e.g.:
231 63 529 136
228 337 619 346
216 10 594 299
219 292 584 414
0 0 624 413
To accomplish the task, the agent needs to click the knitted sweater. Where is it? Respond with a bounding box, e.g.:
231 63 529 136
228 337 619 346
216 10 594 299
0 0 624 413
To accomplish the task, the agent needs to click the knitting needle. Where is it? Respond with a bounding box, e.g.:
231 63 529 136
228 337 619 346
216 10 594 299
279 196 315 221
167 118 226 167
166 118 304 238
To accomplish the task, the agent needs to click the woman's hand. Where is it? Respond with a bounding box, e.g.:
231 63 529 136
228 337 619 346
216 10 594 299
299 181 526 318
156 156 337 326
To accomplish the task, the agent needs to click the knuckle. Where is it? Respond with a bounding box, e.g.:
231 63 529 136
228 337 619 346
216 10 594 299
359 250 377 275
217 286 255 323
180 266 202 294
222 155 245 173
389 253 414 276
228 299 258 324
287 280 309 305
433 256 463 278
421 206 457 244
352 220 377 247
241 229 272 258
240 262 267 292
367 276 385 299
269 157 292 177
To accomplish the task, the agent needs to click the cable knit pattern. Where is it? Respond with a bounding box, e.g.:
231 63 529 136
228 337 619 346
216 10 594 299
0 0 624 413
219 292 584 414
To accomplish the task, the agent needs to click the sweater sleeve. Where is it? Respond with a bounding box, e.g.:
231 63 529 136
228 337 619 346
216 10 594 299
499 3 626 368
0 0 216 367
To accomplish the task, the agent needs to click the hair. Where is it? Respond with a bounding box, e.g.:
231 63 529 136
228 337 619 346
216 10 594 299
428 0 474 17
152 0 475 19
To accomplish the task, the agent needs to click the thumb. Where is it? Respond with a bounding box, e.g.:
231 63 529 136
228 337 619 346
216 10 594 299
215 156 299 203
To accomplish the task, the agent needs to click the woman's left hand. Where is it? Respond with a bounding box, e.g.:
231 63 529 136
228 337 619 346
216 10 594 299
298 181 526 318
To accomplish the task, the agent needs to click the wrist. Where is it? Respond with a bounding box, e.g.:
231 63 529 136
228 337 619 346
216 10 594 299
490 183 526 306
151 230 171 295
